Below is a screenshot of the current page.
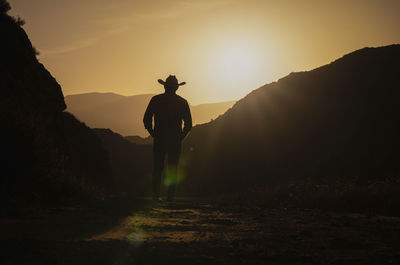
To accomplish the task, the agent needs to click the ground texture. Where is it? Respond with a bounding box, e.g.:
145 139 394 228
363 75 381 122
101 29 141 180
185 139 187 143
1 198 400 265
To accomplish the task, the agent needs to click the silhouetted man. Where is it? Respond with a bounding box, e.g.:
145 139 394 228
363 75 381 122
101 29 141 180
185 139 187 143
143 75 192 202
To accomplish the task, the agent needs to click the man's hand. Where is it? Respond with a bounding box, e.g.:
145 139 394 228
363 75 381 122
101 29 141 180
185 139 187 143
180 131 188 141
148 129 155 138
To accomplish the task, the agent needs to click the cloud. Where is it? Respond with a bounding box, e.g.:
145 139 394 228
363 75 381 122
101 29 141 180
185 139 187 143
39 0 228 56
40 38 98 55
40 24 129 56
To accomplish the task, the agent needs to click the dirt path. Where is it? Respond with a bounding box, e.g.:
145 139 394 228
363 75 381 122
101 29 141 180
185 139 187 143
1 198 400 265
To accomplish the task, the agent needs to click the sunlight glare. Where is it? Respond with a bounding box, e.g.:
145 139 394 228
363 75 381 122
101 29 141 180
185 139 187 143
205 39 269 101
214 42 260 83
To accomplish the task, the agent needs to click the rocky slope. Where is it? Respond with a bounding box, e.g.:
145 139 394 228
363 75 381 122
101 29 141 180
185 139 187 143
182 44 400 195
0 2 112 202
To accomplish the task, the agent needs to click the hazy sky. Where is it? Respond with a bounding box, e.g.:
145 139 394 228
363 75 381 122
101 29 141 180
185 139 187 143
9 0 400 104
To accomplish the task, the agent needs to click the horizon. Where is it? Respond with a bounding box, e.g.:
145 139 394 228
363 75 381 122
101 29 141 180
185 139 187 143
8 0 400 104
63 44 400 105
65 91 238 106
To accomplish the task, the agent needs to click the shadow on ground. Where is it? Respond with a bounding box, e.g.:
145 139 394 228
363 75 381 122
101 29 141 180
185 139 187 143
1 198 400 265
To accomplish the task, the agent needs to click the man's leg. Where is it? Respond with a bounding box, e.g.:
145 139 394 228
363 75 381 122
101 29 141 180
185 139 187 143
166 143 181 202
152 142 165 200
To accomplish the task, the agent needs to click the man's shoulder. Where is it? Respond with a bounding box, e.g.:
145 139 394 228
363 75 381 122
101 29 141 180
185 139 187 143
174 94 189 104
151 93 188 105
149 94 165 104
151 94 164 100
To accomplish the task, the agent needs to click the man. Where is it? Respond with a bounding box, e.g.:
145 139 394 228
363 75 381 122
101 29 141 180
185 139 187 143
143 75 192 202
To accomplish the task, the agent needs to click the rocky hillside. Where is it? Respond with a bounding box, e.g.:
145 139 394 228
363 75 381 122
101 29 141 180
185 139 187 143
182 44 400 195
0 1 113 202
93 129 152 195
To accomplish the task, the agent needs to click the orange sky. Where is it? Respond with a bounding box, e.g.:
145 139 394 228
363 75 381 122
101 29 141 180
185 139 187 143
9 0 400 104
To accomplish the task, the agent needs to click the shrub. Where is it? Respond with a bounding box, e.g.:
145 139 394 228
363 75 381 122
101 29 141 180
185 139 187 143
14 16 25 26
0 0 11 14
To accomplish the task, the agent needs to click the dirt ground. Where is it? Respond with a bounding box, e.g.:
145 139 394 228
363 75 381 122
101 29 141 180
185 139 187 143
1 198 399 265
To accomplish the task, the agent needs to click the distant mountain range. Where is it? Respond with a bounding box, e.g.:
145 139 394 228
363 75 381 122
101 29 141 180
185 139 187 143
65 93 235 137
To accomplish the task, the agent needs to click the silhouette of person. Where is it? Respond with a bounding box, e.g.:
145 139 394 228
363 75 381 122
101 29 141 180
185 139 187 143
143 75 192 202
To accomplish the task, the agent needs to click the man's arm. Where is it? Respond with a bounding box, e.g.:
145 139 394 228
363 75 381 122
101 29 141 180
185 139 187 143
182 100 192 139
143 98 155 137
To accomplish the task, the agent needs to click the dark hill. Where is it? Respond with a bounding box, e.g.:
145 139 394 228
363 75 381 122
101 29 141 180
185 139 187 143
0 3 112 203
92 129 152 195
125 135 153 145
182 44 400 195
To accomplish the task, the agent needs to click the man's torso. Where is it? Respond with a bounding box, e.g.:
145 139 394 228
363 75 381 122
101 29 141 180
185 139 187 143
151 93 187 141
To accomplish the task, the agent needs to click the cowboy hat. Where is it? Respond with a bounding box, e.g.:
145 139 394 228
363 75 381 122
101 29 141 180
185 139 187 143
158 75 186 87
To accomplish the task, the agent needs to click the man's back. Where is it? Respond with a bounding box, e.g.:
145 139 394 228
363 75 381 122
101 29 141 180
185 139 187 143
143 93 192 141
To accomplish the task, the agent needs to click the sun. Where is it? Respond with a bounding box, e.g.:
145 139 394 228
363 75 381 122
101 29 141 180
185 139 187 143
220 47 257 78
212 42 262 86
204 38 269 101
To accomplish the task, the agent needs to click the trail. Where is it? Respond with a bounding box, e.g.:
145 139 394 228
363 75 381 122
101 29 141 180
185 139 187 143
1 198 399 265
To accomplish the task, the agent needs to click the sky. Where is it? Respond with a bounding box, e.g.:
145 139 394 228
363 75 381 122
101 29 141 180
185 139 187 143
9 0 400 104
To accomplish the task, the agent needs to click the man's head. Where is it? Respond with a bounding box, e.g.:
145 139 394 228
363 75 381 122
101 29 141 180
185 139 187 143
158 75 186 93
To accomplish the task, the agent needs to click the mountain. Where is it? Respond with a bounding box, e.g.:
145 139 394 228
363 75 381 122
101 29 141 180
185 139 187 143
125 135 153 145
93 129 152 195
191 100 237 124
181 44 400 195
0 3 113 202
65 93 235 136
